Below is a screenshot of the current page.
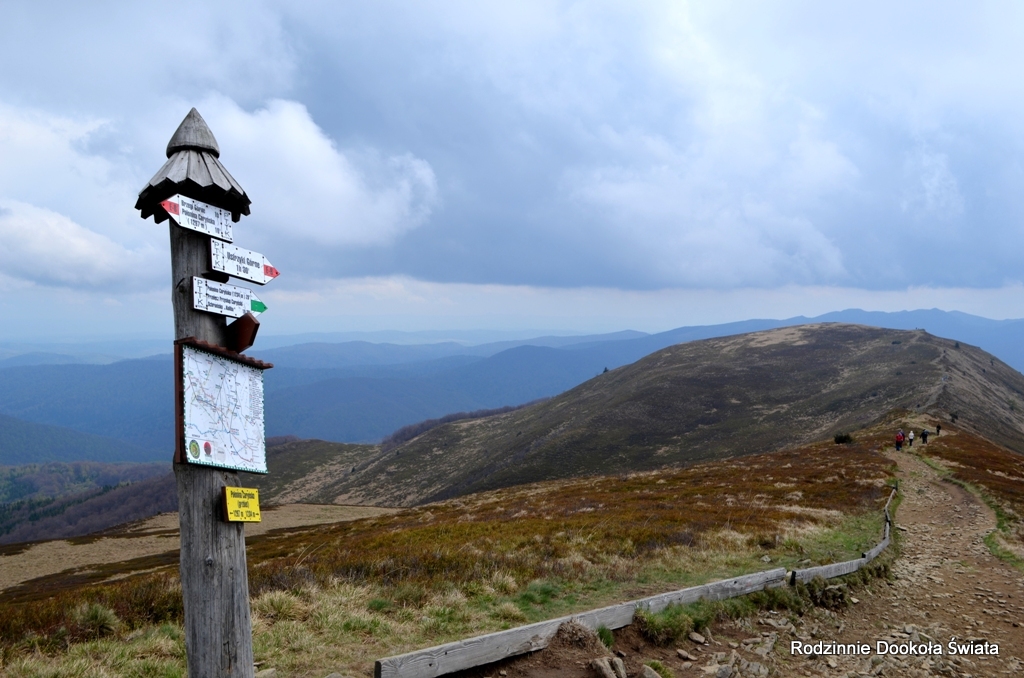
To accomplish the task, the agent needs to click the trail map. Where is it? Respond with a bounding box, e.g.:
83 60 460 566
181 345 267 473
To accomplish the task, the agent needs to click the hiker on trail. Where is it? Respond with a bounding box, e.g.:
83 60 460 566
921 429 929 444
936 424 942 436
908 430 915 447
895 430 904 451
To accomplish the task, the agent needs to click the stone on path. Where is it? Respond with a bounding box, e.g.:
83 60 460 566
589 657 616 678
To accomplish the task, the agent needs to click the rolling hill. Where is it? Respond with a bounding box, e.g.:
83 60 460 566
0 461 168 504
0 412 162 465
271 324 1024 506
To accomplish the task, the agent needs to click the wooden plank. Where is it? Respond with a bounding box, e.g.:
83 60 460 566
863 538 887 562
640 568 787 612
375 568 786 678
792 557 865 584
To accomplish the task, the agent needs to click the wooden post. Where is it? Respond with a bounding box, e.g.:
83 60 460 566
171 223 255 678
137 108 256 678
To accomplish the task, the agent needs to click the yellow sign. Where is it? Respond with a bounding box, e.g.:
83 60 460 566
222 487 262 522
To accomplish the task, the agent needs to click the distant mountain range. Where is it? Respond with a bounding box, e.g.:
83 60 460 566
3 309 1024 465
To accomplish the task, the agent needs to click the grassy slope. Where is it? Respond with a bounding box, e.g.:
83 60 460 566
13 417 1024 677
247 440 377 504
277 324 1024 507
1 425 898 677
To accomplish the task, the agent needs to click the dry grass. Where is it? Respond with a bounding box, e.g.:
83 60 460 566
0 431 895 677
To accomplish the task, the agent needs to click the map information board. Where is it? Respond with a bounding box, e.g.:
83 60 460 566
180 344 268 473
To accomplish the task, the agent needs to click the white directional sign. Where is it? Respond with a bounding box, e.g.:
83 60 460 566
161 194 234 242
193 277 266 318
181 344 267 474
210 240 280 285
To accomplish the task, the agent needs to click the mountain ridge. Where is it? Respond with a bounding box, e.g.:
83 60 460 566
3 309 1024 462
275 324 1024 507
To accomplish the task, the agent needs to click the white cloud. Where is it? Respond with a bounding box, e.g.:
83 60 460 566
201 97 438 248
0 103 166 290
0 200 159 288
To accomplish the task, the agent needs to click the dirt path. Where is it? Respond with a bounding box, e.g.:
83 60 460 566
705 448 1024 676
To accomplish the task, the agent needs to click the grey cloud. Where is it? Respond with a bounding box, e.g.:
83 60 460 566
4 2 1024 294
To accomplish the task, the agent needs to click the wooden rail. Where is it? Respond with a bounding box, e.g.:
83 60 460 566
375 569 787 678
376 487 899 678
790 487 896 585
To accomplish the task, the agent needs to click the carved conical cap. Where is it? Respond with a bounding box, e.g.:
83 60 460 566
166 108 220 158
136 108 250 221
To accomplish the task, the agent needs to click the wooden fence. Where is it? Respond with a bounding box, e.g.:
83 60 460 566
376 488 898 678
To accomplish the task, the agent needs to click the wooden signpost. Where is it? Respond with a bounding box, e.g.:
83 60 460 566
193 277 268 317
136 108 278 678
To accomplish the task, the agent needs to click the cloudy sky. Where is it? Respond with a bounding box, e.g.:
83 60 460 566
3 1 1024 341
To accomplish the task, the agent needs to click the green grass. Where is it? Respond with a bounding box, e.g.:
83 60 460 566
644 659 674 678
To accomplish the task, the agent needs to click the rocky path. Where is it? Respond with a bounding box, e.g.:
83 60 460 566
717 449 1024 677
470 448 1024 678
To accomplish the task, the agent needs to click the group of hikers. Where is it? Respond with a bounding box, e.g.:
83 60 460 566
894 424 940 451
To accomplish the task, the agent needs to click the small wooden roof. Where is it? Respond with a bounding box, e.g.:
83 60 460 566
136 108 251 223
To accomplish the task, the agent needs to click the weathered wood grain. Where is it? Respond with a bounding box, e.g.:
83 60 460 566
167 108 221 156
791 557 865 584
136 109 250 222
638 568 788 611
375 569 787 678
863 537 887 561
170 218 254 678
171 224 228 344
176 464 254 677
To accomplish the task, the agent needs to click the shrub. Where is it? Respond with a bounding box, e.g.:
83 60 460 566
74 603 120 637
392 582 428 608
634 604 693 645
253 590 304 621
494 602 527 622
834 433 853 445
